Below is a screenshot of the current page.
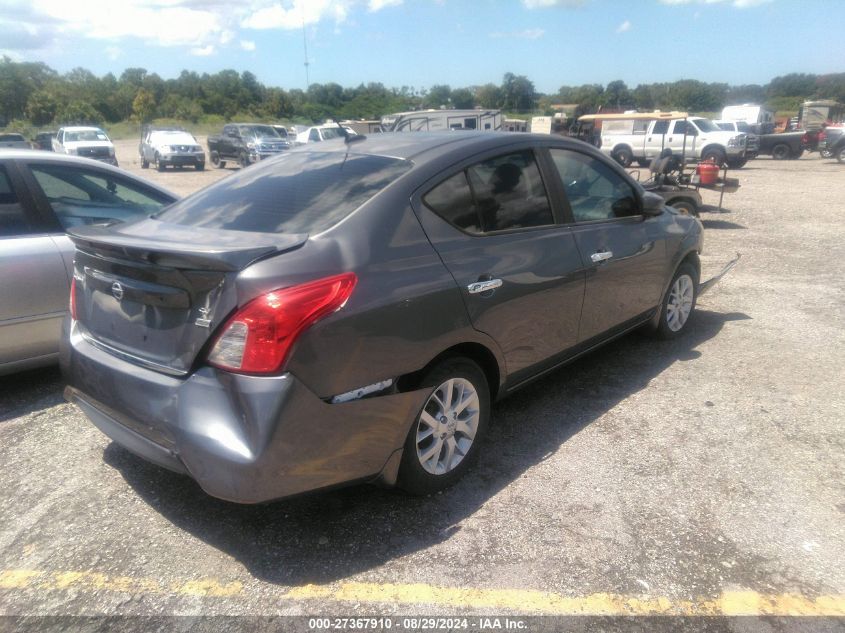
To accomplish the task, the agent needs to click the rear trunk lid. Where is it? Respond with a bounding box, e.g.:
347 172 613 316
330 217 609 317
69 219 306 375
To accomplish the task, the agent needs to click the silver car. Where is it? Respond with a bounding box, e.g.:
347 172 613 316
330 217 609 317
0 150 177 375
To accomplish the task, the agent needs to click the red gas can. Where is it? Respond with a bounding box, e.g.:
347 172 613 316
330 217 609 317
697 159 720 185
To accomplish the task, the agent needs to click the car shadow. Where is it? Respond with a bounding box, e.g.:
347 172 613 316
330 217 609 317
103 309 751 585
0 365 64 423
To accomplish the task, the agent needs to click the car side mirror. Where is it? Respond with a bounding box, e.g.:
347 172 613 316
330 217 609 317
641 191 665 216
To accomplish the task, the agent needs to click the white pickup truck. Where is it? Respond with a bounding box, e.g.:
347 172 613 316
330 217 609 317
52 126 118 166
601 117 748 168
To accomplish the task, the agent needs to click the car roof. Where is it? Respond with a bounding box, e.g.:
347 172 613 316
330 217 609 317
60 126 105 132
0 150 178 199
293 131 589 165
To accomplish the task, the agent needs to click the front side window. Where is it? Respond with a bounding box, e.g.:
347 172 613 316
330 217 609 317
29 164 172 229
0 166 31 237
673 121 698 136
309 129 321 142
694 119 720 133
423 150 554 234
549 149 639 222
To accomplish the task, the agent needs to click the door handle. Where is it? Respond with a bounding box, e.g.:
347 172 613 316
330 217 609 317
591 251 613 264
467 279 503 294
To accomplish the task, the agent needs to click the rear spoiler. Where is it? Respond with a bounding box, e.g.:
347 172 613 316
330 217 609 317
68 222 307 272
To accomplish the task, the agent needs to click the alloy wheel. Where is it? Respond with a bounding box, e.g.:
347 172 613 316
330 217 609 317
666 274 694 332
415 377 480 476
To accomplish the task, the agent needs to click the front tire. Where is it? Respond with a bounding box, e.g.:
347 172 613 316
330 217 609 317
155 153 165 172
141 156 149 169
701 147 726 166
726 158 747 169
654 262 699 340
238 152 250 169
398 357 490 495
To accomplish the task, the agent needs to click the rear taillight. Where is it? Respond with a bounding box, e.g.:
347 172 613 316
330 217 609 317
69 277 78 321
207 272 357 374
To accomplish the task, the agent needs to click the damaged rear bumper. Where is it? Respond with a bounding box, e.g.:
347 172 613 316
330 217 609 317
699 252 741 296
62 325 429 503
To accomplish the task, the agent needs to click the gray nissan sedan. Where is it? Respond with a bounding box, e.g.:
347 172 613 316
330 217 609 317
63 132 707 503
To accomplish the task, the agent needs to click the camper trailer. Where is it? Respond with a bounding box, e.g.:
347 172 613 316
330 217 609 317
720 104 775 134
798 100 845 131
380 109 502 132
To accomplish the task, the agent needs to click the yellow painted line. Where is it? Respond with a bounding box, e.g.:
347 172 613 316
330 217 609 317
1 569 844 615
288 582 845 616
0 569 239 598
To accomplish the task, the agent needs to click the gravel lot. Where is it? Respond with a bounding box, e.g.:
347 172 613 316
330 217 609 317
1 139 843 622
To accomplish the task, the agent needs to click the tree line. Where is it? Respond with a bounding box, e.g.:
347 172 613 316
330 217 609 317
2 56 844 130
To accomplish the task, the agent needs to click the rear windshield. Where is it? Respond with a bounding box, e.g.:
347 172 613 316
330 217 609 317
157 151 411 234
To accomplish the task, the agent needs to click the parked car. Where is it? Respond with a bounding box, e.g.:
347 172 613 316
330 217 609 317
139 127 205 171
271 125 293 142
295 123 356 144
0 133 32 149
52 126 118 166
207 124 290 168
63 132 733 504
714 120 760 158
0 150 177 376
32 131 57 151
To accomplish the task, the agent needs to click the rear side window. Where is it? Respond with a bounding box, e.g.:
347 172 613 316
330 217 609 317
29 164 172 229
0 166 31 237
158 152 411 235
424 150 553 235
423 172 481 234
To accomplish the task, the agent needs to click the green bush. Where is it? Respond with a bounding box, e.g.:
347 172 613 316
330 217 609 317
2 119 35 138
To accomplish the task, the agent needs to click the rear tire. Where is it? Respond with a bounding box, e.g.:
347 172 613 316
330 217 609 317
726 158 747 169
772 144 790 160
837 147 845 164
398 357 490 496
613 147 634 167
637 158 651 168
195 163 205 171
141 156 149 169
667 199 699 217
210 151 225 168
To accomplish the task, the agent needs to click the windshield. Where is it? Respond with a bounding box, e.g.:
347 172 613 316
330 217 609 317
65 129 109 143
241 125 279 139
694 119 721 133
150 132 196 145
158 151 411 234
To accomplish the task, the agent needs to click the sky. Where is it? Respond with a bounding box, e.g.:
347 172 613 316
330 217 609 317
1 0 843 94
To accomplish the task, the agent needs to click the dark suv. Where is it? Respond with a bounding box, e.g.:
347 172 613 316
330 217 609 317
63 132 710 503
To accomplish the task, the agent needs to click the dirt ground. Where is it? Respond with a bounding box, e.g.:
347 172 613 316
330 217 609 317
1 141 843 623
